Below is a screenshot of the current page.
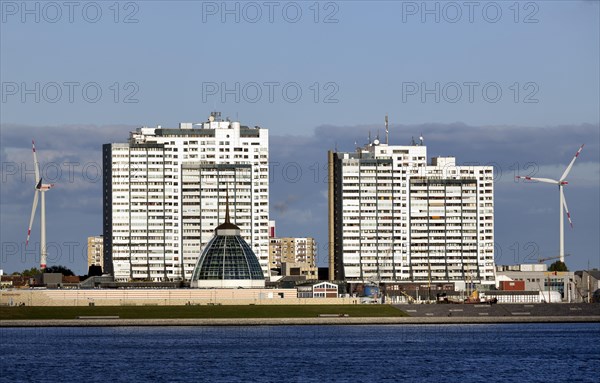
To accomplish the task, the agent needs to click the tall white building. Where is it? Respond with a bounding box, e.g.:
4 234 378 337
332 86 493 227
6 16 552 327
103 112 269 282
328 139 495 289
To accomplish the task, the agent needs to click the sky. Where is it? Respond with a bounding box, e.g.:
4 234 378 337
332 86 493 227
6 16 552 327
1 0 599 274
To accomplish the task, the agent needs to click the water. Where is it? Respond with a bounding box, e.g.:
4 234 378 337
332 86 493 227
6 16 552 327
1 323 598 383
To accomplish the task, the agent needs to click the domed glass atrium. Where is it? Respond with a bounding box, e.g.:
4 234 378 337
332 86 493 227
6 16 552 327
190 195 265 288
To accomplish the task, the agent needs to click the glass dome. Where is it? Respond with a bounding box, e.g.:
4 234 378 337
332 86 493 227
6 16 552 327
190 193 265 288
191 234 264 282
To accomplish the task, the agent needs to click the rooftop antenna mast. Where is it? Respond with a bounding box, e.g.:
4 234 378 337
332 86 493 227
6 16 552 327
385 115 389 145
225 183 230 224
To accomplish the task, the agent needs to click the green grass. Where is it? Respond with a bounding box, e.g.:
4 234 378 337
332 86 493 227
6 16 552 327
1 305 407 320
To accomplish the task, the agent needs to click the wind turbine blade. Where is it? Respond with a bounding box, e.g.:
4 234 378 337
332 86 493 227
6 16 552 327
32 140 40 183
561 188 573 229
515 176 559 184
26 190 39 247
560 144 584 182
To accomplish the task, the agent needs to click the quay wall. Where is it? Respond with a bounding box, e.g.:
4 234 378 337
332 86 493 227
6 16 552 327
0 289 360 306
2 316 600 327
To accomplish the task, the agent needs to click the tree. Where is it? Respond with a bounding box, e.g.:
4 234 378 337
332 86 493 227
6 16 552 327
548 261 568 272
43 265 75 276
18 267 41 277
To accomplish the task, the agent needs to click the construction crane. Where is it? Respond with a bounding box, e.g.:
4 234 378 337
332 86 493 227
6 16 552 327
538 254 571 263
399 290 416 304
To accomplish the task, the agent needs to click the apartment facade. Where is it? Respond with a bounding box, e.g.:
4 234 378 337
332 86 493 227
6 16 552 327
87 235 104 270
328 141 495 289
103 112 269 282
269 237 318 279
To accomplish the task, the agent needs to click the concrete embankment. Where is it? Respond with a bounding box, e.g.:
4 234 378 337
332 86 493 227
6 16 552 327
0 289 357 306
2 316 599 327
397 303 600 317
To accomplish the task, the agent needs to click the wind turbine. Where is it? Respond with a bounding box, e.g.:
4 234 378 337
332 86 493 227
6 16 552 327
516 144 584 263
26 140 54 270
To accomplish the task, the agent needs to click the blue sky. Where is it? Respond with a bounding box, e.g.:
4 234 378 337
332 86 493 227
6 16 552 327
1 1 599 274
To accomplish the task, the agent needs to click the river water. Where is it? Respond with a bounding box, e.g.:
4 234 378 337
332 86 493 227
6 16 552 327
1 323 598 382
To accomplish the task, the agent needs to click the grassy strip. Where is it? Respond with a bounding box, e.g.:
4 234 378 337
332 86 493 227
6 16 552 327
0 305 407 320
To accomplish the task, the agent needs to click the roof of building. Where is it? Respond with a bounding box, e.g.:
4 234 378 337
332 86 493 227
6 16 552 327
586 270 600 280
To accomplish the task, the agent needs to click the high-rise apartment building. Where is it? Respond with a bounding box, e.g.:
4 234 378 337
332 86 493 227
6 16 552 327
103 112 269 282
87 235 104 270
328 139 495 289
269 237 318 279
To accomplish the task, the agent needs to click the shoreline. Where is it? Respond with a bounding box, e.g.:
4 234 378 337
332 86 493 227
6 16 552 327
2 316 599 327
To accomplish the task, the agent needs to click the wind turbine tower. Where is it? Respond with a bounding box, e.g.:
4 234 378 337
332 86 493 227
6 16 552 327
26 140 54 269
516 144 584 263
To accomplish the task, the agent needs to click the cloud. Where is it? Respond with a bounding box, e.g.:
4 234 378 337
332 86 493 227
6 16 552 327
280 208 314 225
269 121 599 270
272 194 299 214
1 124 134 216
1 121 598 273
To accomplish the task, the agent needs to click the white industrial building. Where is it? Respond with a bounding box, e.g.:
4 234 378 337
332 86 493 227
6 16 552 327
103 112 269 282
328 137 495 289
496 264 577 302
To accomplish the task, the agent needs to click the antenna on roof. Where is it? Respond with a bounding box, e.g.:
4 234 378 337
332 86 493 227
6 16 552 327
225 183 231 224
216 182 240 232
419 133 424 146
368 131 372 145
385 115 389 145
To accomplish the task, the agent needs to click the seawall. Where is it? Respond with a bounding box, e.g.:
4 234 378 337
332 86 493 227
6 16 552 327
0 288 359 306
2 316 599 327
